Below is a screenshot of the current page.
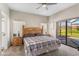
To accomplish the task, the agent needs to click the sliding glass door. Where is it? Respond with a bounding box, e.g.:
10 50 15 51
57 18 79 49
57 20 66 44
67 18 79 48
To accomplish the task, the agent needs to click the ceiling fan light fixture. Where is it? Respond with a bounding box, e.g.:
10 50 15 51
42 4 47 7
36 3 57 10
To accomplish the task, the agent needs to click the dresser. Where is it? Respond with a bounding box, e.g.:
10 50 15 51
12 36 22 46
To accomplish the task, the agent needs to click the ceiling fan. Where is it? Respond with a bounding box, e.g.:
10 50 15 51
36 3 57 10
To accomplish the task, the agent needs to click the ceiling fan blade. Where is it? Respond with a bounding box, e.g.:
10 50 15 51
46 3 57 5
36 5 42 9
41 3 57 5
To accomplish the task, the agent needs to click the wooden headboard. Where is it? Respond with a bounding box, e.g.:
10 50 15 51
22 25 43 37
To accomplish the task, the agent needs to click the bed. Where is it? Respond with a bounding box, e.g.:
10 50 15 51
22 26 61 56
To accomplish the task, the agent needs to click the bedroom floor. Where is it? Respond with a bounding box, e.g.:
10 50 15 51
0 44 79 56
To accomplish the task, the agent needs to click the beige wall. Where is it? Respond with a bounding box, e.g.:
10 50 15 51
10 10 48 27
48 4 79 38
10 10 48 37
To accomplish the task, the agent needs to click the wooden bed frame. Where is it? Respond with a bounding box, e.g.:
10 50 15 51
22 25 43 37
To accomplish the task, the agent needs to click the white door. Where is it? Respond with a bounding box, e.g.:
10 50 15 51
0 11 7 49
0 16 2 48
2 17 6 49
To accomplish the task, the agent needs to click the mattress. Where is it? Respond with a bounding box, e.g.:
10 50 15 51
24 36 61 56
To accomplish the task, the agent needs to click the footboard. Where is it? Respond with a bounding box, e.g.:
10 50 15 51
24 37 61 56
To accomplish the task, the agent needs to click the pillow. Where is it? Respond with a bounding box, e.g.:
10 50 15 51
23 33 35 38
34 33 43 36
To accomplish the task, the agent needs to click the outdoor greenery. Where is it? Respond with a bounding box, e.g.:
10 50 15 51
60 28 79 38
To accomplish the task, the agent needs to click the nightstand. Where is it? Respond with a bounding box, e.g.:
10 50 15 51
12 37 22 46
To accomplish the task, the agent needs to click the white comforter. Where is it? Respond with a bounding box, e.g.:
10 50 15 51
24 36 61 56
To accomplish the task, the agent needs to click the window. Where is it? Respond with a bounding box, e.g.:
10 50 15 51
40 23 47 34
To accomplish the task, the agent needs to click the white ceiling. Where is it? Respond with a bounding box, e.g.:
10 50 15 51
7 3 76 16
